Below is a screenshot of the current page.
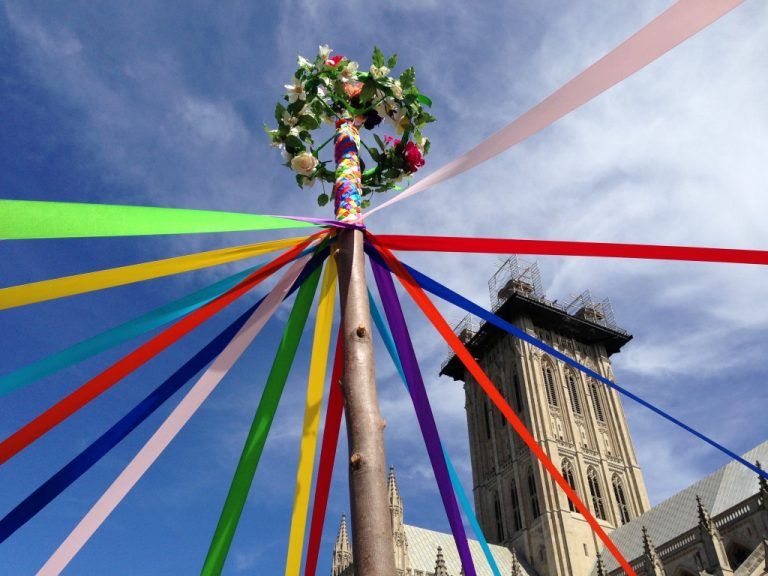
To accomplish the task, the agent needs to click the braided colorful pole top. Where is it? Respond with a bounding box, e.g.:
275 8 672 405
333 119 363 222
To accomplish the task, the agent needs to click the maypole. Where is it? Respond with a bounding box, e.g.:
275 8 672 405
333 118 396 573
268 44 434 572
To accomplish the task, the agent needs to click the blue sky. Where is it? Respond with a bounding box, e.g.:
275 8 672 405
2 1 768 574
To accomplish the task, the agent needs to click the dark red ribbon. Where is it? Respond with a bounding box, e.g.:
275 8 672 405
374 234 768 265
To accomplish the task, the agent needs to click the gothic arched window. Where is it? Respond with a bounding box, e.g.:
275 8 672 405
587 467 607 520
588 380 605 423
542 363 558 407
566 373 582 415
513 373 523 411
561 460 577 512
493 491 505 541
510 480 522 531
528 468 541 519
612 474 631 524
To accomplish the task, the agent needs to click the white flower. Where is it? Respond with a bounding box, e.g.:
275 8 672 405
317 84 327 98
290 152 319 176
297 55 312 69
284 77 306 103
288 126 301 137
392 80 403 100
415 133 429 149
340 61 359 83
318 44 331 60
282 111 298 127
369 65 390 80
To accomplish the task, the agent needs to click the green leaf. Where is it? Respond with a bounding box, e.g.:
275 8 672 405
416 93 433 107
368 148 381 162
317 193 329 207
373 134 385 151
274 103 286 123
361 199 371 209
296 174 304 188
298 115 320 130
284 135 305 153
387 54 398 69
400 67 416 90
359 80 376 106
372 46 385 67
287 100 304 115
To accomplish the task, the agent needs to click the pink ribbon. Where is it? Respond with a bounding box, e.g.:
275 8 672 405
37 255 310 575
365 0 744 219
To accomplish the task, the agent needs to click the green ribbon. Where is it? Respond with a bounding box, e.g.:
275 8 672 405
0 200 317 239
201 264 322 575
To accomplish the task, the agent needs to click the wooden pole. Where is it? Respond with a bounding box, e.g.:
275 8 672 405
335 227 396 575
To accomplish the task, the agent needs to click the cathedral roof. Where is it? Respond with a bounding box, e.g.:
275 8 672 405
404 524 533 575
593 440 768 574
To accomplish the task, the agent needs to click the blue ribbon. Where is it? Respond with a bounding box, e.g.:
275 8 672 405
368 289 502 576
0 249 328 543
365 244 767 481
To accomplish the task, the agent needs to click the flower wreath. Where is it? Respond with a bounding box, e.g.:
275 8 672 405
266 45 435 208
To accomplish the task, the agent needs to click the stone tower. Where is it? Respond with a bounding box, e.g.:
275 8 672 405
441 256 651 576
332 514 352 576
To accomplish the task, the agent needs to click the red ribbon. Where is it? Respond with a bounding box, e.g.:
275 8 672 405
0 233 324 466
304 328 344 576
374 234 768 265
367 233 636 576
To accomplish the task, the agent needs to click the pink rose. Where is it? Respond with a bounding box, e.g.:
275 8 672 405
403 141 425 172
326 55 345 67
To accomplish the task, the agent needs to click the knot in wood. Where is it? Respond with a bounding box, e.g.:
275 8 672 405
355 324 367 338
350 452 363 470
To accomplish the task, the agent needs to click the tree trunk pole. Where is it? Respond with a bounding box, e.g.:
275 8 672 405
335 227 396 575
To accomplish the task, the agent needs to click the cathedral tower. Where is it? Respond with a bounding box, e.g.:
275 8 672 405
441 256 651 576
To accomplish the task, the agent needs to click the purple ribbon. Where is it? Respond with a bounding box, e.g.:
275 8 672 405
370 258 476 576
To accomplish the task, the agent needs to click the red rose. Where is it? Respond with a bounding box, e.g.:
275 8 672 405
326 55 345 67
403 141 425 172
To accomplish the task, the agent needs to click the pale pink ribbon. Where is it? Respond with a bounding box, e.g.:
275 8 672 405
38 255 311 575
364 0 744 220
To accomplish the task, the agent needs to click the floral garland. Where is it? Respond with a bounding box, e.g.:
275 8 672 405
266 45 435 208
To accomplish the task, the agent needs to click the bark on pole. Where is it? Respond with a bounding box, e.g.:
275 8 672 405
335 228 396 575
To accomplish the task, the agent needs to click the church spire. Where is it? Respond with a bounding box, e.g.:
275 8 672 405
388 465 402 508
695 495 733 574
511 547 522 576
696 495 714 531
434 546 449 576
595 552 607 576
757 461 768 498
331 514 352 576
641 526 666 575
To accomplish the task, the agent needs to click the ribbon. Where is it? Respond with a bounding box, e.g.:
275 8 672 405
374 249 768 482
333 120 364 222
285 258 338 575
373 234 768 265
366 239 635 575
0 237 306 310
0 252 327 545
365 0 744 219
303 330 344 576
0 199 321 239
0 233 323 465
37 253 313 575
0 266 258 397
371 259 476 576
202 264 322 575
368 290 501 576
